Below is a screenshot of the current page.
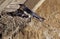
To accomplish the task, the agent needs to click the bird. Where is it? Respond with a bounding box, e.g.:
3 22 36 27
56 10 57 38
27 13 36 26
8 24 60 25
19 4 45 22
7 4 45 22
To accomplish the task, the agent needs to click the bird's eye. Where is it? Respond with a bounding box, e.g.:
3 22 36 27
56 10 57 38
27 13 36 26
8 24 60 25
0 15 1 18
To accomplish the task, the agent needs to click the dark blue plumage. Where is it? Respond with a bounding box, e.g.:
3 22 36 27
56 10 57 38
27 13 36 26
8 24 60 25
19 4 45 22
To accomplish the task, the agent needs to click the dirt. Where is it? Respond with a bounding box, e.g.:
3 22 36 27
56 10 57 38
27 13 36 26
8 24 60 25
0 0 60 39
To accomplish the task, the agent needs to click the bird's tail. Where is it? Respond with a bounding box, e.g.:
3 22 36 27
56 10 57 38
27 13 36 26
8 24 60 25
32 13 45 22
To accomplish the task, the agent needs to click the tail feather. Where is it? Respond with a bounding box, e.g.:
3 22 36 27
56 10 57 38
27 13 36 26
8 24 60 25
32 13 45 22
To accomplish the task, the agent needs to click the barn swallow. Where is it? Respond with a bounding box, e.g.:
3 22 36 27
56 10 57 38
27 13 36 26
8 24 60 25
19 4 45 22
7 4 45 22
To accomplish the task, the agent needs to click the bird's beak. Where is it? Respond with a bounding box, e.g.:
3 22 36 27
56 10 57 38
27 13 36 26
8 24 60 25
19 4 24 6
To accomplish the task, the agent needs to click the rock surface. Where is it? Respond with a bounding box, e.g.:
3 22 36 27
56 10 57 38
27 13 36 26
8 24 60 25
0 0 60 39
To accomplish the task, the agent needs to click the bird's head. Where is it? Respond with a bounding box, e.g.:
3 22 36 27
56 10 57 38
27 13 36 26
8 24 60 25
19 4 26 10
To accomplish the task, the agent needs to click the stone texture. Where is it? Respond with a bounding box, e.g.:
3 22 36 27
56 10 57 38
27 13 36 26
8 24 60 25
0 0 60 39
4 0 26 12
